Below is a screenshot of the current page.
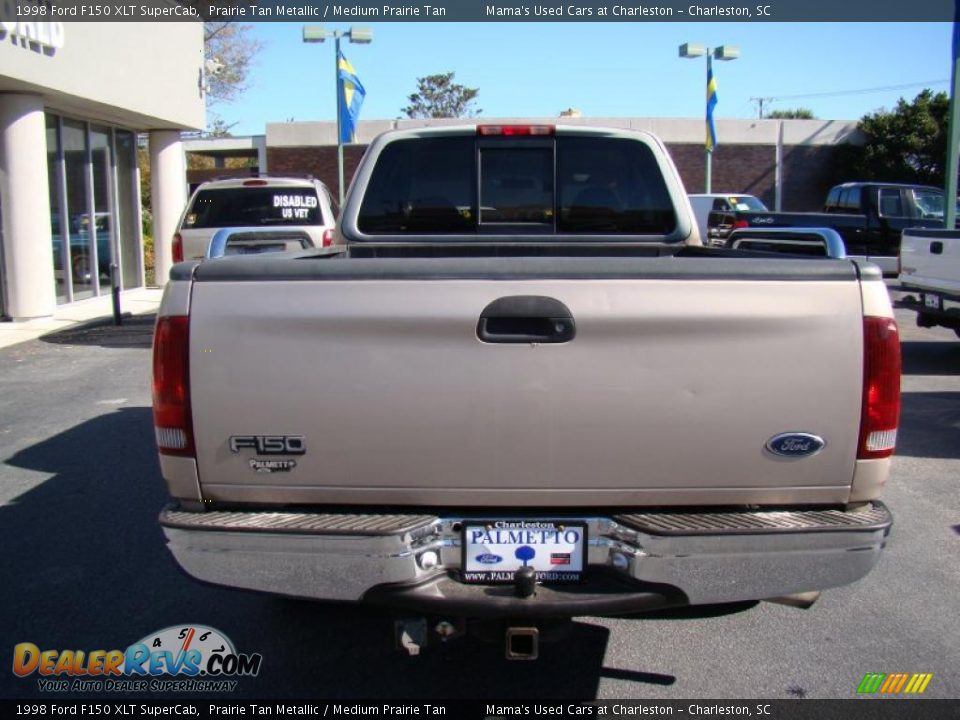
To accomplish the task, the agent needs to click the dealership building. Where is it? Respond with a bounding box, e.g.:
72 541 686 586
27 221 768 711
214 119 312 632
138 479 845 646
0 21 203 321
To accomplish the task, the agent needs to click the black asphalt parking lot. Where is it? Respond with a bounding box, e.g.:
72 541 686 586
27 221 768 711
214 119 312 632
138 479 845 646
1 306 958 700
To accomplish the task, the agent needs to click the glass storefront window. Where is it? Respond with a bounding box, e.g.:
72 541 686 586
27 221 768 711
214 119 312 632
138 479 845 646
47 114 144 302
46 115 68 304
91 126 112 288
62 119 94 301
115 130 142 289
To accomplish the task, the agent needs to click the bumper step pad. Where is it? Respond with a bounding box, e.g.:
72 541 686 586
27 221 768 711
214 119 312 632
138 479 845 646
161 506 436 536
615 501 891 536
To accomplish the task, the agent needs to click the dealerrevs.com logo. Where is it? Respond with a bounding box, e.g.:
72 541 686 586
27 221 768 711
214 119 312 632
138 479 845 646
13 625 262 693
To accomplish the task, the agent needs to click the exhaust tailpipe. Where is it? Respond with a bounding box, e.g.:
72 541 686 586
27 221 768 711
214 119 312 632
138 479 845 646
505 626 539 661
765 591 821 609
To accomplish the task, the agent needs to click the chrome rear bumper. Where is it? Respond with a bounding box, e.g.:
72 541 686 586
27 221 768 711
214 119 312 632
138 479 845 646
161 503 891 617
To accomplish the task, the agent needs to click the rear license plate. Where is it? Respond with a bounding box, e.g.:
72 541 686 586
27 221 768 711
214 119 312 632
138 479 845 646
462 520 586 583
924 293 942 310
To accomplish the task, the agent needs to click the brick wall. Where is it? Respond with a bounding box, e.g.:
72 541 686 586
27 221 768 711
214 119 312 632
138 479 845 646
669 143 777 207
266 146 368 203
779 146 846 211
267 142 852 212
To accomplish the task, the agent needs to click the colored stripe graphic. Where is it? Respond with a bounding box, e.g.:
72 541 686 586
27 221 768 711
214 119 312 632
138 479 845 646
858 672 933 694
880 673 908 693
906 673 934 694
857 673 885 693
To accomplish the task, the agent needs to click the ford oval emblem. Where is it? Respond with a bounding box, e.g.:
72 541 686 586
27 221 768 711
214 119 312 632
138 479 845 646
766 433 825 458
475 553 503 565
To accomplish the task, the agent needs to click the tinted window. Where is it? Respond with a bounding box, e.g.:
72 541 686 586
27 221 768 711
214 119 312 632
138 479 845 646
557 137 675 233
480 147 553 225
185 187 321 228
357 135 676 235
357 137 476 233
838 187 861 212
878 188 905 217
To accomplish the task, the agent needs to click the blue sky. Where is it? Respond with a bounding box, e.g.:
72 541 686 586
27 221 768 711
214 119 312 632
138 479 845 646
216 23 954 135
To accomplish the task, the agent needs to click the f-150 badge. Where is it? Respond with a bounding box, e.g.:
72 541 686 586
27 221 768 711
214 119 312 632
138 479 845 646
766 433 825 458
229 435 305 455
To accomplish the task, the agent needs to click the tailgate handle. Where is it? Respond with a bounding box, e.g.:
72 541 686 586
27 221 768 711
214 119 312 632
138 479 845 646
477 296 576 344
930 241 944 255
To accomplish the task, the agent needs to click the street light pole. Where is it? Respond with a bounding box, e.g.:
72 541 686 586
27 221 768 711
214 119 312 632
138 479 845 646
679 43 740 194
303 25 373 205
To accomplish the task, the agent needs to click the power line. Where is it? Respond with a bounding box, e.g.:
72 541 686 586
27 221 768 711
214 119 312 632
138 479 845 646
749 79 950 119
764 79 949 103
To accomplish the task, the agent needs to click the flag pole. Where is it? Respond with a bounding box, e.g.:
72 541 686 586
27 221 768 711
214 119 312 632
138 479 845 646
335 33 345 206
705 53 713 194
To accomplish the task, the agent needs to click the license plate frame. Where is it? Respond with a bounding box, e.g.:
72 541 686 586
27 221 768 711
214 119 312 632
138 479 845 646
461 520 587 584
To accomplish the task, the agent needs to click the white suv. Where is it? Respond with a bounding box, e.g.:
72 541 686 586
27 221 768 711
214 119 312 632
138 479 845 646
174 176 338 262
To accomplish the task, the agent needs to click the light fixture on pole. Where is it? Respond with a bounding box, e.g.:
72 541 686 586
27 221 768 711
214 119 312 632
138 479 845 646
679 42 740 194
303 25 373 205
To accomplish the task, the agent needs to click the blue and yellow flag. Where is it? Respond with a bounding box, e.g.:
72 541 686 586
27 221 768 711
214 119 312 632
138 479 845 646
706 56 718 152
338 50 366 144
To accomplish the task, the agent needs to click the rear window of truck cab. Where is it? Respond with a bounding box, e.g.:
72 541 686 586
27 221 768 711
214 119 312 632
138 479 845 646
184 187 322 228
356 135 677 235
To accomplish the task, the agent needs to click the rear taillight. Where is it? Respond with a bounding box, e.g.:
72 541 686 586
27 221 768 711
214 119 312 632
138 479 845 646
858 316 901 460
242 179 268 186
172 233 184 263
152 316 194 457
732 219 750 230
322 229 334 248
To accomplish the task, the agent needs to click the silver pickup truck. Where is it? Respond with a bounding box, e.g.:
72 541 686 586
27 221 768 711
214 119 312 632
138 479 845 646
153 125 900 658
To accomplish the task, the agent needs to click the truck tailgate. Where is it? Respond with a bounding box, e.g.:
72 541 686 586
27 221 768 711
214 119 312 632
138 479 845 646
187 256 865 507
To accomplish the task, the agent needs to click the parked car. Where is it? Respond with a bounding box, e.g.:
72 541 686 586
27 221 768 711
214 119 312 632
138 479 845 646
899 228 960 337
173 176 338 263
688 193 767 245
153 125 899 660
707 181 956 276
51 212 112 284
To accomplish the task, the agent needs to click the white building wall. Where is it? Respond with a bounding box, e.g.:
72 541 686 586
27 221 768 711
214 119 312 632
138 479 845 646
0 22 204 130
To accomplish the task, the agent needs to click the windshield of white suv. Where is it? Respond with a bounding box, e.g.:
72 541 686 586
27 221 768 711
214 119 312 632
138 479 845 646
184 187 322 228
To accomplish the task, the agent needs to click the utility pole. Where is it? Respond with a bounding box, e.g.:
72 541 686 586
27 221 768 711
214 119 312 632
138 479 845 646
751 97 774 119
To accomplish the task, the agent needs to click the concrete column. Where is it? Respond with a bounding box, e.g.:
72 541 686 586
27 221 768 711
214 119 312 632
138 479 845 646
150 130 186 286
0 94 56 319
254 136 267 173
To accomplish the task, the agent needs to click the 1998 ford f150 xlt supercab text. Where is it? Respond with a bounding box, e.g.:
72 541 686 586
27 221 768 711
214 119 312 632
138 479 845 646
152 126 900 659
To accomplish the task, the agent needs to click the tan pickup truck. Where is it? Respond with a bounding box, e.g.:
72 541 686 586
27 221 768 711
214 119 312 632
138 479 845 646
152 125 900 659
